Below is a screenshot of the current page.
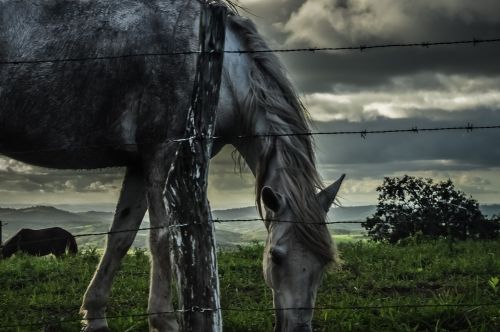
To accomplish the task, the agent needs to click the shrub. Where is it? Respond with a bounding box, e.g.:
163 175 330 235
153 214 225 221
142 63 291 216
363 175 500 243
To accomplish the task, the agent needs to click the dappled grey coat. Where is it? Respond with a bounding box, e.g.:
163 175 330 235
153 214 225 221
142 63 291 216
0 0 200 167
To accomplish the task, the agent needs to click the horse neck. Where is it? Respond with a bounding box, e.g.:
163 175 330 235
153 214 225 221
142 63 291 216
232 119 283 191
217 21 298 193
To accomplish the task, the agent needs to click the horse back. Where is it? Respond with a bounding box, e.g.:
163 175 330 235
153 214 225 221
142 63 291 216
3 227 77 257
0 1 201 168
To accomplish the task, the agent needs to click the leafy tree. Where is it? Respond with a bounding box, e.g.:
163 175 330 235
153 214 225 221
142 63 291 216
363 175 499 243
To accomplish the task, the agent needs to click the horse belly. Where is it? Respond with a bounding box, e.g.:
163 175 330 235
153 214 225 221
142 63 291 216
0 0 200 169
23 246 50 257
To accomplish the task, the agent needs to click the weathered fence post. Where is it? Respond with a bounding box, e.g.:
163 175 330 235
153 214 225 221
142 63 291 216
166 3 226 332
0 220 6 247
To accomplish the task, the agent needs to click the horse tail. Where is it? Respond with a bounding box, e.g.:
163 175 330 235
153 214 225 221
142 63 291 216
67 236 78 255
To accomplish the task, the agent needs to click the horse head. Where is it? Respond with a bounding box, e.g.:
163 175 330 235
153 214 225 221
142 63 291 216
262 175 345 332
0 240 15 259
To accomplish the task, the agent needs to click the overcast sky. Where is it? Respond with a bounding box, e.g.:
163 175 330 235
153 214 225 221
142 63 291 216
1 0 500 210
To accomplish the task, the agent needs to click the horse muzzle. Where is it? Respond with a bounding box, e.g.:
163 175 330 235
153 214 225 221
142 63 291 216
274 322 312 332
291 323 312 332
274 311 313 332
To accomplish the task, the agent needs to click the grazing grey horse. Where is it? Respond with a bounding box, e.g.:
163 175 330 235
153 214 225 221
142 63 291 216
0 1 344 331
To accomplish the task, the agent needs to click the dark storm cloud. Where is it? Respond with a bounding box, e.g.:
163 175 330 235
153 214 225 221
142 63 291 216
319 161 482 182
313 107 500 168
285 45 500 93
242 0 500 92
237 0 304 23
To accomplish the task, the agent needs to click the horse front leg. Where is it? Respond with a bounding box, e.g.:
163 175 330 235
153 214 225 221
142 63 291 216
80 165 147 332
143 143 179 332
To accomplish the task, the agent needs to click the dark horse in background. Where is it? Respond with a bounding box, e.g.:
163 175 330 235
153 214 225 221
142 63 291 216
1 227 78 258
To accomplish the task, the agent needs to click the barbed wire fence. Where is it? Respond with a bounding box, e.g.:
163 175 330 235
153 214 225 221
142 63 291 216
1 302 500 330
0 37 499 65
2 123 500 155
1 217 499 250
1 34 500 330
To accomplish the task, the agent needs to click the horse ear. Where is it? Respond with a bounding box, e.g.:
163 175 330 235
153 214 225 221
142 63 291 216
261 186 282 213
317 174 345 212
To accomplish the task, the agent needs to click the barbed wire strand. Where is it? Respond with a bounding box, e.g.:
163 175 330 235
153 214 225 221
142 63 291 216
0 38 499 66
5 268 497 296
2 124 498 155
220 123 493 140
1 302 499 329
2 215 499 248
0 219 363 248
1 269 150 287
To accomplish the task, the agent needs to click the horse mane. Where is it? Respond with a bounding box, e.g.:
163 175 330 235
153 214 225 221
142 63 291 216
227 14 337 264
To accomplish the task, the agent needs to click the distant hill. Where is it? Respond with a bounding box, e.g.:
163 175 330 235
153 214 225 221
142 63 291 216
212 205 377 222
1 203 499 248
480 204 500 218
0 205 76 222
330 205 376 222
328 204 500 221
212 206 259 220
0 206 112 223
76 211 115 222
0 206 114 247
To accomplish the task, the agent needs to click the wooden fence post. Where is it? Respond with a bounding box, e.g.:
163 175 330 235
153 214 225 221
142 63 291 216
166 3 226 332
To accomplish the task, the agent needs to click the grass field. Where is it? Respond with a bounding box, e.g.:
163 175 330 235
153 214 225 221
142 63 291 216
0 239 499 331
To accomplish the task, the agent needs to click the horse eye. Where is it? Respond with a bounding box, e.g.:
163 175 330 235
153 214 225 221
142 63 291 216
271 253 283 265
270 247 286 265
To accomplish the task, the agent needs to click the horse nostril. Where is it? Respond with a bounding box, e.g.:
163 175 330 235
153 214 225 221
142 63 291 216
292 323 312 332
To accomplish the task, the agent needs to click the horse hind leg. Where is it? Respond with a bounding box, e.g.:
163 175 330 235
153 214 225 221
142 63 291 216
80 165 147 332
143 143 179 332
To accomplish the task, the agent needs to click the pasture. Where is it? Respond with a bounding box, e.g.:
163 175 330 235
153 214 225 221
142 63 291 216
0 239 499 331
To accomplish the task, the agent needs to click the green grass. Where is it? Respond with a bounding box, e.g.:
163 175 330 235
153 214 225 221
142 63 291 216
332 233 367 243
0 240 499 331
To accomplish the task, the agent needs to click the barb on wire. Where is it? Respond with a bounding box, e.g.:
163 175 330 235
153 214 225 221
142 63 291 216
360 129 368 139
0 37 499 65
3 124 500 156
1 302 499 329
